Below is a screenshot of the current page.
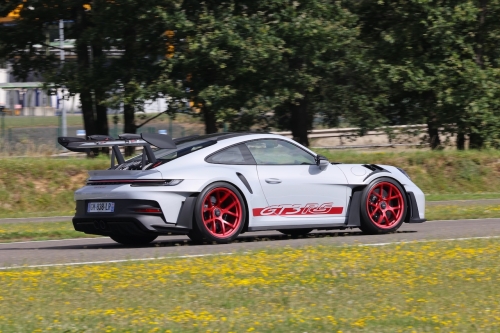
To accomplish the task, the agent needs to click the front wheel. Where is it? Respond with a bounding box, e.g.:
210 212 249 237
360 178 407 234
191 182 246 243
110 234 158 246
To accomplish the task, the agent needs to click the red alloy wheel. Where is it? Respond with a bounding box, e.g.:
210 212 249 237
201 187 243 238
366 181 405 229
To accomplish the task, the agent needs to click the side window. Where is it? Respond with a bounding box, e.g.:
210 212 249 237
206 144 256 165
245 139 316 165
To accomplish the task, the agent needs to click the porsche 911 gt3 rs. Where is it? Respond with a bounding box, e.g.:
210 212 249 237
58 132 426 245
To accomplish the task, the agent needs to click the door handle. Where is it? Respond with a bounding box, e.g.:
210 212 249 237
265 178 282 184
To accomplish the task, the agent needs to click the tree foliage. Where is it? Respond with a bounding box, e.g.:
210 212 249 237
355 0 500 149
2 0 500 149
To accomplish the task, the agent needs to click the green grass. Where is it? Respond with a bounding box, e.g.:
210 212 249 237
426 204 500 221
426 193 500 201
318 149 500 196
1 238 500 332
1 113 203 128
0 221 98 243
0 157 109 218
2 114 86 128
2 150 500 218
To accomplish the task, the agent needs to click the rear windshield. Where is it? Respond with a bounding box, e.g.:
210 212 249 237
127 139 217 163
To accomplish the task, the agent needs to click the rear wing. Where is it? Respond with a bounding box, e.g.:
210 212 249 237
57 133 176 169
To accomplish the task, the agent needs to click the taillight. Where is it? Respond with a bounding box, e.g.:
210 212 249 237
87 179 183 186
133 208 162 213
151 161 163 169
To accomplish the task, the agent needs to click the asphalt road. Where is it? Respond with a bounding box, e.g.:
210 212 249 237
1 218 500 269
2 199 500 224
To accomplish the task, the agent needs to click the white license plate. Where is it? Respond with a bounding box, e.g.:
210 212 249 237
88 202 115 213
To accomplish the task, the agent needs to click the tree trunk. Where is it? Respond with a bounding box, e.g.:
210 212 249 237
92 41 108 136
426 120 441 149
122 25 137 156
456 132 465 150
123 102 136 156
469 131 484 149
289 97 310 147
203 105 218 134
73 5 97 156
80 89 96 137
456 121 466 150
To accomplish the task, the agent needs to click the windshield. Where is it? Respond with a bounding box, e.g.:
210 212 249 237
127 139 217 163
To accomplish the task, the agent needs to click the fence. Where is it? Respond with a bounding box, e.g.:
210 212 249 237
273 124 434 149
0 115 205 156
0 115 440 156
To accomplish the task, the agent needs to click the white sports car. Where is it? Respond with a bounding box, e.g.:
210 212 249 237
58 132 426 245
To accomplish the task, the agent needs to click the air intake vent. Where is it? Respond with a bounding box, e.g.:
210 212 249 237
362 164 385 171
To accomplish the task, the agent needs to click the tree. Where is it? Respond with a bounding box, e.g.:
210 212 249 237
259 0 362 146
168 0 284 134
93 0 183 143
170 0 364 146
354 0 500 149
0 0 110 141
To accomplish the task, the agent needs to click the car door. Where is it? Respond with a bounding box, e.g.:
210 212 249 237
245 139 348 227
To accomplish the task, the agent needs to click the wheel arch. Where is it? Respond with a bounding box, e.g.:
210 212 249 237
198 180 251 233
355 175 413 224
377 176 413 223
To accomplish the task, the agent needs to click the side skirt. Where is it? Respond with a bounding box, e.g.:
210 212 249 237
345 190 363 227
406 191 426 223
248 189 365 232
248 223 349 232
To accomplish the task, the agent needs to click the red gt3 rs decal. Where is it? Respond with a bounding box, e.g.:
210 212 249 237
253 202 343 216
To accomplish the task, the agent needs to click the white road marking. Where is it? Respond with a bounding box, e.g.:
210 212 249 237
1 235 500 271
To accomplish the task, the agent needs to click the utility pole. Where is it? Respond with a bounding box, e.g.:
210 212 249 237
0 104 5 138
59 19 65 63
59 20 67 137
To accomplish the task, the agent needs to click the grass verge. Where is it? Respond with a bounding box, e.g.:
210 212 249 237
2 113 204 129
1 204 499 243
0 157 108 218
426 204 500 221
0 221 98 243
318 149 500 195
1 238 499 332
426 193 500 201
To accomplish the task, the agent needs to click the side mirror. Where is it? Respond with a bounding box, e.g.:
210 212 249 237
316 155 329 170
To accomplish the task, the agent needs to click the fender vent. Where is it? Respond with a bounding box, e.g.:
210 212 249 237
362 164 390 181
362 164 385 171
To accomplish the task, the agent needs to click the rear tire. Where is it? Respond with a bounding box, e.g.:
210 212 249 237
192 182 246 244
110 235 158 246
360 177 407 234
278 229 313 237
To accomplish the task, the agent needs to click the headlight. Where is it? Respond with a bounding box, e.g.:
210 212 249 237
397 168 411 180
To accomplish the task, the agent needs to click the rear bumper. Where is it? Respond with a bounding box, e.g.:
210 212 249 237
73 197 197 236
